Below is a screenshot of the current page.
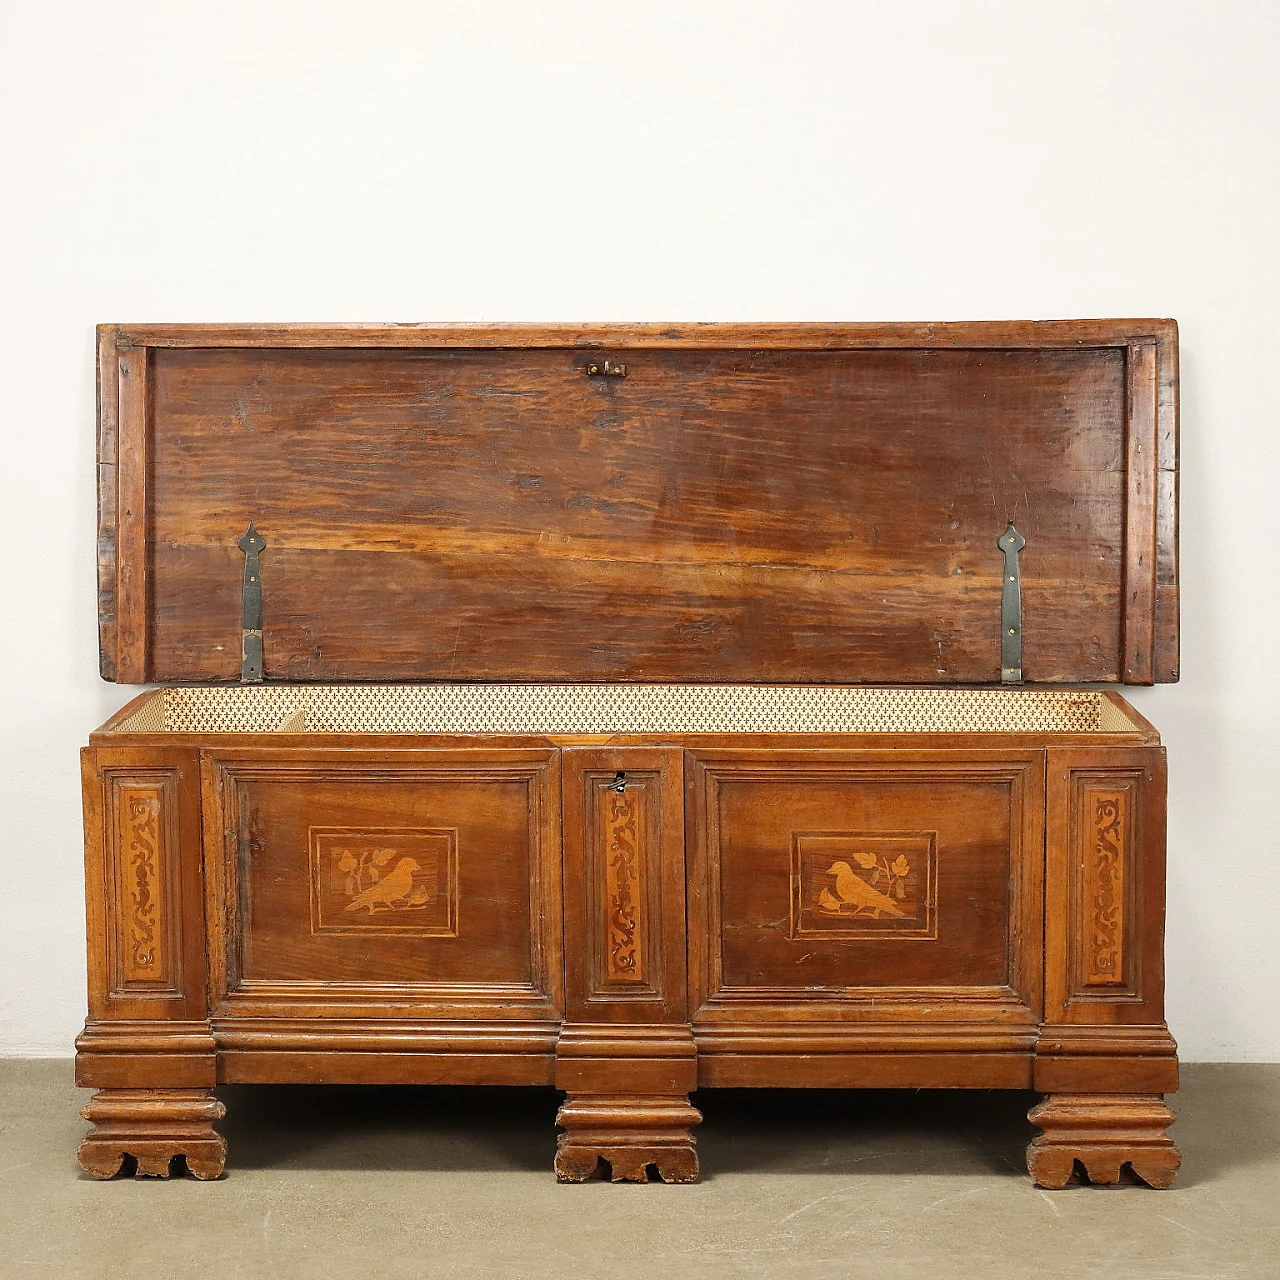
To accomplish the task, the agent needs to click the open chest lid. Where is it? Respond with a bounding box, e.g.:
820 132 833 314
97 321 1177 687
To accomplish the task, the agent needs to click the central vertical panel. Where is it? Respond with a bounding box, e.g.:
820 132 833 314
567 757 674 1010
555 747 699 1182
559 747 688 1025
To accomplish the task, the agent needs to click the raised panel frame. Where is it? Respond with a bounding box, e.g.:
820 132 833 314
1044 747 1168 1023
81 747 207 1018
560 747 689 1023
1037 745 1177 1093
687 749 1046 1025
200 748 563 1023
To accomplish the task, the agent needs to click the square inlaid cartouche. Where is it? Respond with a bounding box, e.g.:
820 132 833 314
309 826 458 937
789 831 938 940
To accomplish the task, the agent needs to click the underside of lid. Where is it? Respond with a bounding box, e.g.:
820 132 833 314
96 321 1178 686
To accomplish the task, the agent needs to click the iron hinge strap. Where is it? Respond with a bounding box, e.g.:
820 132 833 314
237 521 266 683
997 521 1025 684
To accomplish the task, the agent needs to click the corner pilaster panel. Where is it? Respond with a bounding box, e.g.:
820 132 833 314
1039 746 1177 1095
78 747 215 1089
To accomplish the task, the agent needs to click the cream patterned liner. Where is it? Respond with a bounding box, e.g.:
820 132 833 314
111 685 1138 736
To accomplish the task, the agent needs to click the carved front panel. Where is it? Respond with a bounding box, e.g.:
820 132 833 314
693 757 1041 1007
203 755 560 1010
106 772 182 996
1069 773 1141 999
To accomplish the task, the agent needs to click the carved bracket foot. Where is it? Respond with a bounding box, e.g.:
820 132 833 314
555 1094 701 1183
1027 1093 1180 1189
78 1089 227 1180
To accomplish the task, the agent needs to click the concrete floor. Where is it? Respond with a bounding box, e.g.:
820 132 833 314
0 1063 1276 1279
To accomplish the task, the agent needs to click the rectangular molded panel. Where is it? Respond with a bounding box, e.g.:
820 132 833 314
81 745 211 1028
1074 776 1138 990
560 748 690 1024
587 770 657 993
1044 747 1168 1023
202 753 559 1007
715 774 1013 988
690 753 1043 1010
96 323 1178 686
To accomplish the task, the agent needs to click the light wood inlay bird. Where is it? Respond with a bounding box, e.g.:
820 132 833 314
820 861 905 918
345 856 426 913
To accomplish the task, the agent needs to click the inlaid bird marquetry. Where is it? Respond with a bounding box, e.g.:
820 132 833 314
310 828 458 939
817 858 908 919
340 849 432 914
77 321 1181 1190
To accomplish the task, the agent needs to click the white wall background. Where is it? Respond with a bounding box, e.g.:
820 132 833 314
1 1 1276 1059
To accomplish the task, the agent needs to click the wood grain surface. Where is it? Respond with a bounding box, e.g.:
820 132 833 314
94 322 1179 685
76 727 1177 1182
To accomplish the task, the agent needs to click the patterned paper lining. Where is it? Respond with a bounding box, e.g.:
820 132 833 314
111 685 1138 735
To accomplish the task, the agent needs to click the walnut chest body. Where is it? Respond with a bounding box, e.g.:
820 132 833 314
78 322 1180 1187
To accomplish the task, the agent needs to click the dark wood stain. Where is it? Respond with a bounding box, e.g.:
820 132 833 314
79 321 1182 1185
103 337 1162 684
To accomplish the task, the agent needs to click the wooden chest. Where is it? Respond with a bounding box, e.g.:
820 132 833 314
78 322 1181 1188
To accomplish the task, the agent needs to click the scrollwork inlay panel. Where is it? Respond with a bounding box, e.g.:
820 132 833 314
107 773 180 994
1085 793 1126 985
603 787 645 983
